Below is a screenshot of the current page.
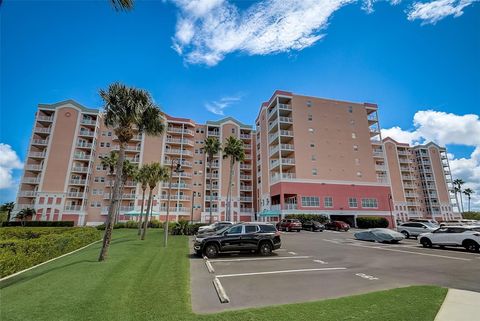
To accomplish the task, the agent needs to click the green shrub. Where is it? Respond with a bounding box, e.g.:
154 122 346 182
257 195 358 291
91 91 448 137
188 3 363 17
0 227 100 277
356 216 389 229
463 212 480 220
148 219 161 228
285 214 328 224
1 221 75 227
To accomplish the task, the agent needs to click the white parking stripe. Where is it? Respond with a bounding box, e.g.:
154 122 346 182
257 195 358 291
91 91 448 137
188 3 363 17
216 267 347 278
313 259 328 264
288 251 297 255
210 256 311 263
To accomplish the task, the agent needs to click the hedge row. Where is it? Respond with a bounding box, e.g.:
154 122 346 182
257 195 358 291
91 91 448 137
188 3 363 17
356 216 389 229
0 227 101 278
463 212 480 220
284 214 329 224
1 221 74 227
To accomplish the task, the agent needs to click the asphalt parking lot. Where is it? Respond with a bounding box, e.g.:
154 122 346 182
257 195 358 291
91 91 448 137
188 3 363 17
190 229 480 313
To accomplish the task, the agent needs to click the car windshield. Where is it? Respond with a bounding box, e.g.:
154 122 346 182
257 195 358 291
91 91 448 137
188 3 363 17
215 226 231 235
424 223 438 228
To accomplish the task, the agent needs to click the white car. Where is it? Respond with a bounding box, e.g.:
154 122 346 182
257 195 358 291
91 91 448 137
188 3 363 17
418 226 480 252
396 222 438 239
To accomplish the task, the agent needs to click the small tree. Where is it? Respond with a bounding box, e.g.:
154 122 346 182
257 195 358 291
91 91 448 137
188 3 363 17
16 208 35 227
0 202 15 222
463 188 474 213
453 178 465 213
203 137 222 224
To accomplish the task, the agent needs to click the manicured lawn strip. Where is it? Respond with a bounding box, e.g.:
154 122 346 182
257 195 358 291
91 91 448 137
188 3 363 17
1 230 447 321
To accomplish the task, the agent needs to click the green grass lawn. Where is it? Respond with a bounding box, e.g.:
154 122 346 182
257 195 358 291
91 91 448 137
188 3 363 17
1 229 447 321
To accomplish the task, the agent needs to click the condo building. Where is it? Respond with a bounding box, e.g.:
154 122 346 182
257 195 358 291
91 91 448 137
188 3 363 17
14 91 457 226
14 100 256 226
383 138 458 222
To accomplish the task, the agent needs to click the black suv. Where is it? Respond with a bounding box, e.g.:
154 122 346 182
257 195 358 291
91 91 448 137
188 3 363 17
193 222 281 258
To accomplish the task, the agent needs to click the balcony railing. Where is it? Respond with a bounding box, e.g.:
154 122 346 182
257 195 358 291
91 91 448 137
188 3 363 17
25 164 43 171
158 207 190 213
167 127 194 136
80 119 97 125
76 142 93 148
207 131 220 137
240 175 252 180
279 116 293 123
64 205 85 212
240 197 253 202
240 164 252 170
69 179 87 185
79 130 95 137
240 208 254 213
172 172 192 178
102 206 136 213
18 191 37 197
165 149 193 156
161 182 191 189
34 127 51 134
37 115 54 122
240 133 251 139
104 193 136 200
204 207 219 212
29 151 46 158
207 184 219 190
160 194 191 201
73 153 91 160
240 185 253 191
271 173 296 182
32 139 48 145
15 204 35 211
71 166 89 173
166 138 194 145
22 177 41 184
67 192 85 198
112 145 141 152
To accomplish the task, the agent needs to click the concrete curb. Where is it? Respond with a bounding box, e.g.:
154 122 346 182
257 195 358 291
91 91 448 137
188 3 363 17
0 239 102 282
213 277 230 303
205 260 215 273
435 289 480 321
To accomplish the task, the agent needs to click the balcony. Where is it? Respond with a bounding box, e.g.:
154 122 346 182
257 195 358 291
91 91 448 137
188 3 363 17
407 211 422 217
406 201 418 206
399 166 410 172
71 166 89 173
22 177 41 184
18 191 37 197
207 184 219 190
125 156 140 163
29 151 46 158
424 176 434 181
166 138 194 145
207 173 219 179
34 127 51 134
240 185 253 191
158 207 190 213
240 174 252 180
160 194 191 201
240 164 252 170
64 205 85 212
397 150 409 155
372 150 384 157
32 139 48 145
165 149 193 156
207 131 220 137
15 204 35 211
284 204 297 210
172 172 192 179
240 196 253 202
104 193 136 200
161 182 191 189
398 157 412 164
205 195 219 201
76 142 93 149
240 208 254 213
25 164 43 171
79 130 95 137
112 145 141 152
167 127 194 136
80 118 97 126
403 183 415 188
67 192 85 198
69 179 87 185
402 175 415 181
73 153 91 160
375 165 387 171
240 133 251 140
279 116 293 124
404 192 417 197
37 115 54 122
271 173 296 182
204 207 219 213
102 206 136 213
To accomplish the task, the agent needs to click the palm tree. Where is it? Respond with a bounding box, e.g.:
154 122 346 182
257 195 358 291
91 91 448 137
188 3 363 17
463 188 474 213
98 82 165 262
110 0 134 11
453 178 465 213
222 136 245 222
1 202 15 222
115 160 138 224
141 163 169 240
16 208 35 227
100 151 119 222
204 137 222 224
135 165 150 236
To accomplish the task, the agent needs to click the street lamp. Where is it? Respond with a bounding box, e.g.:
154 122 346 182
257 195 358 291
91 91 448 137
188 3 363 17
164 159 184 247
387 193 395 229
190 191 196 224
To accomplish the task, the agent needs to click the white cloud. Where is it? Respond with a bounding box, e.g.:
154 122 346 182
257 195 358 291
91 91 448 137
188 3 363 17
204 95 242 115
0 144 23 193
381 110 480 210
171 0 354 66
407 0 476 25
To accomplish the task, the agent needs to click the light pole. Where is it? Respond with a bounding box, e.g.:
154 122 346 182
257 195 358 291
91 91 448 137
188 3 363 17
388 193 395 229
164 159 183 247
190 191 196 224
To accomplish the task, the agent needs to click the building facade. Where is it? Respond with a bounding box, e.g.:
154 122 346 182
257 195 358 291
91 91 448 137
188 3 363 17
14 100 256 225
14 92 457 226
383 138 458 222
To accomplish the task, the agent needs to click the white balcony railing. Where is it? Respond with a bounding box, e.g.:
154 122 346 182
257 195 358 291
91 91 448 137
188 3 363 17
271 173 296 182
69 179 87 185
76 142 93 148
240 208 254 213
208 131 220 137
67 192 85 198
64 205 85 212
25 164 43 171
80 119 97 125
22 177 41 184
29 151 46 158
37 115 54 122
166 138 194 145
34 127 51 134
32 139 48 145
240 197 253 202
240 185 253 191
18 191 37 197
165 149 193 156
71 166 89 173
79 130 95 137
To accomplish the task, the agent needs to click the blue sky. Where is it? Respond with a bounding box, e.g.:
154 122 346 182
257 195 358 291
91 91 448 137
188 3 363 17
1 0 479 207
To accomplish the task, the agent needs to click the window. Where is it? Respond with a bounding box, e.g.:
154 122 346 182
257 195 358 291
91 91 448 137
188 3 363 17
306 100 312 107
356 171 362 177
348 198 358 208
308 128 314 133
260 224 276 232
311 155 316 161
245 225 258 233
231 128 235 134
362 198 378 208
100 142 105 147
301 196 320 207
324 197 333 207
310 143 315 148
348 106 353 113
308 114 313 121
352 133 356 139
107 131 112 136
106 142 110 147
353 145 358 151
355 158 360 165
312 168 317 176
227 225 243 234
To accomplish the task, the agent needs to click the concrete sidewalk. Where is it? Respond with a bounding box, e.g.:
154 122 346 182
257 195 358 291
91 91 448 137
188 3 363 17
435 289 480 321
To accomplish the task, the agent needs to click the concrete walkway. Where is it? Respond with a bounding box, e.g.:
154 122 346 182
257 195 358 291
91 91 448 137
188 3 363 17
435 289 480 321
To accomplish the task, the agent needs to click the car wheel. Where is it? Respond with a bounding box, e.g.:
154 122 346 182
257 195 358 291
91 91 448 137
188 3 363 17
439 245 445 249
464 241 479 253
401 231 409 239
205 243 219 258
258 242 273 256
420 238 432 248
297 229 300 232
335 227 340 231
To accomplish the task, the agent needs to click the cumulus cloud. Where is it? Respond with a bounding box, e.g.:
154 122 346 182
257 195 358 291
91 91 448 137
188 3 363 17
0 144 23 193
205 94 242 115
381 111 480 210
407 0 476 25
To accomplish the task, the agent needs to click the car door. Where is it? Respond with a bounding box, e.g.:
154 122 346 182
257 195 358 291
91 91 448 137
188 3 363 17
447 227 467 245
220 225 244 251
429 227 449 244
242 225 260 250
411 223 427 236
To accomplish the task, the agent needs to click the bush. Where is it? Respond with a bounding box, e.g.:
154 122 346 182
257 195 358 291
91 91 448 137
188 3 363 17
356 217 389 229
148 219 161 228
1 221 74 227
0 227 100 277
285 214 328 224
124 220 138 228
463 212 480 220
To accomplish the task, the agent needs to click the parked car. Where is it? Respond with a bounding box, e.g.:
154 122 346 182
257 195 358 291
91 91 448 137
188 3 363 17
324 221 350 231
418 226 480 252
396 222 438 239
354 228 405 243
409 218 438 225
277 219 302 232
193 223 281 258
302 221 325 232
197 221 233 235
439 220 478 227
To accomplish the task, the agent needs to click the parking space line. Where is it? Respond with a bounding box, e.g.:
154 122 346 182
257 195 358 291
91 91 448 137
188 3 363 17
350 243 472 261
216 267 347 278
288 251 297 255
313 259 328 264
210 256 311 263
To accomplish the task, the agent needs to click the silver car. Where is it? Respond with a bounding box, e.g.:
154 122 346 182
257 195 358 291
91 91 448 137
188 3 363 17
396 222 438 239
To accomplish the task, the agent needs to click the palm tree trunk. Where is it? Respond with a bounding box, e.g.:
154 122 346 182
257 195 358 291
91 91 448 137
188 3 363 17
115 181 124 224
454 191 461 214
208 158 213 224
137 188 146 236
459 192 465 213
98 143 125 262
226 158 234 222
468 196 471 212
141 188 153 240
